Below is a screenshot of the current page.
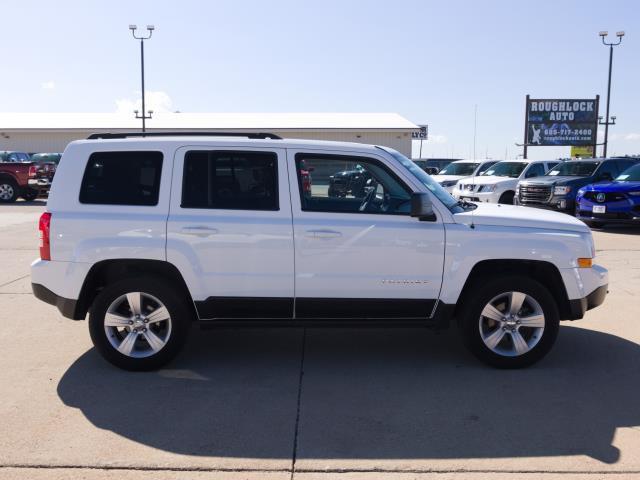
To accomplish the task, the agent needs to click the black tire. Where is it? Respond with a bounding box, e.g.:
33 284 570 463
498 191 515 205
0 179 18 203
459 275 559 369
21 189 39 201
89 276 192 371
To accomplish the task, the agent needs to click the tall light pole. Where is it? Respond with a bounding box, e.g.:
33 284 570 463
129 24 155 132
598 30 624 158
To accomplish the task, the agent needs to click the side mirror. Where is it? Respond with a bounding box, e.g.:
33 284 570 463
425 167 439 175
410 193 437 221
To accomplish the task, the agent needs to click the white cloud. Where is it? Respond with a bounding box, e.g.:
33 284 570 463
41 81 55 90
115 91 173 114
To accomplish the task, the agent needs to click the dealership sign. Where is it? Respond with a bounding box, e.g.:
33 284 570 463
525 97 598 147
411 125 428 140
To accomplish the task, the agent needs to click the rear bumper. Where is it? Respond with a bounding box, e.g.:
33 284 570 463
32 282 82 320
568 284 608 320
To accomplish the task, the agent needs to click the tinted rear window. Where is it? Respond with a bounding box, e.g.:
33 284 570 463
79 151 163 205
181 150 278 210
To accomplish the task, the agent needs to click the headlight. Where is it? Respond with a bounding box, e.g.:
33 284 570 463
440 180 457 187
554 186 571 195
577 188 585 197
628 191 640 196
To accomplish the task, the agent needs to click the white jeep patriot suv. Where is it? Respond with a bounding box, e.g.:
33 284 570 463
31 132 608 370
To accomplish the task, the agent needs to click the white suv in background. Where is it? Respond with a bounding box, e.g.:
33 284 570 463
452 159 556 205
432 159 498 193
31 133 607 371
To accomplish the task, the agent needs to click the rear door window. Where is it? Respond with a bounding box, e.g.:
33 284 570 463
79 151 163 206
181 150 278 211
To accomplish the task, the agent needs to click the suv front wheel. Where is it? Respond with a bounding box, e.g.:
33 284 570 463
459 276 559 368
89 277 191 371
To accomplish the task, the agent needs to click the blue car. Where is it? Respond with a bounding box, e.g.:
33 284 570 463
576 163 640 227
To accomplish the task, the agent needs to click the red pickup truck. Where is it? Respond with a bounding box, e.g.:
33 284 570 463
0 151 54 202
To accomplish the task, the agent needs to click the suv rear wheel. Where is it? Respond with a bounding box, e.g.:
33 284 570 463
89 277 191 371
459 276 559 368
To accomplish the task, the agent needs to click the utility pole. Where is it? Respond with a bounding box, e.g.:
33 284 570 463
598 30 624 157
130 25 155 132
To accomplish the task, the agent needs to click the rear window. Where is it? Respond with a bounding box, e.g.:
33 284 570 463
79 151 163 206
181 150 278 210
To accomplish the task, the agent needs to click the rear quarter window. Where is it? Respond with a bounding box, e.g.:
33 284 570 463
79 151 163 206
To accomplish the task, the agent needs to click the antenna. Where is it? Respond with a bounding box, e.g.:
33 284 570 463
471 104 478 229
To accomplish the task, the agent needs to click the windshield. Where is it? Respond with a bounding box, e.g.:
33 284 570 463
438 162 479 176
547 161 599 177
616 164 640 182
380 147 464 213
482 162 527 178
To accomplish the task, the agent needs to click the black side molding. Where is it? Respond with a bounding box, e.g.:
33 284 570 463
195 296 438 321
32 283 83 320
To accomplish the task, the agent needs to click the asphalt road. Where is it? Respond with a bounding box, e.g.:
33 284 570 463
1 201 639 480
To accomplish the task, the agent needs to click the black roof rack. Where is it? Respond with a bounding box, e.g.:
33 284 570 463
87 131 282 140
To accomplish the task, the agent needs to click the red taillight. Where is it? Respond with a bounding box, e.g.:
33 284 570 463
28 165 38 177
39 212 51 261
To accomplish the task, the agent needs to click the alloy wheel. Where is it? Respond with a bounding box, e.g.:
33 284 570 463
104 291 172 358
478 291 545 357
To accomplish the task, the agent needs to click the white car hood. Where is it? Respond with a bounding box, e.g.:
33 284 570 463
434 174 464 183
459 175 516 186
454 202 590 233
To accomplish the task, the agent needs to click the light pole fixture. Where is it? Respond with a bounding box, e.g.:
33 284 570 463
130 24 155 132
598 30 624 157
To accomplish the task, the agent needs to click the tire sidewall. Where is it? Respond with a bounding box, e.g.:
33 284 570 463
0 180 18 203
89 277 191 371
460 276 559 368
498 191 515 205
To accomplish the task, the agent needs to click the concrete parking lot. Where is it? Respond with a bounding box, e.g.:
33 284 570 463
0 201 639 480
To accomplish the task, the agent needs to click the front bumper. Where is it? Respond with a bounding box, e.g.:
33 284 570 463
515 195 575 212
568 284 608 320
453 190 501 203
576 198 640 224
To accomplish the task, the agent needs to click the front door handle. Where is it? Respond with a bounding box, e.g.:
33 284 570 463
181 226 219 237
305 229 342 239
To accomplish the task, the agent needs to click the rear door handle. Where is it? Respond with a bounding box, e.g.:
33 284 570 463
181 226 219 237
305 229 342 239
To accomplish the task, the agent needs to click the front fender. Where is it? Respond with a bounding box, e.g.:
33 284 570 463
441 223 593 304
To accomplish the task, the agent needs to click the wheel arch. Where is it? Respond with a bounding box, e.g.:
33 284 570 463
75 259 197 321
454 259 571 322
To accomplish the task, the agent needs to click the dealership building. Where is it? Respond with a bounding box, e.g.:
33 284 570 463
0 112 419 156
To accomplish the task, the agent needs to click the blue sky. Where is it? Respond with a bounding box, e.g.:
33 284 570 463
2 0 639 159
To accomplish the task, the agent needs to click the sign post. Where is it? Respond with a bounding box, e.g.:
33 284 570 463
412 125 428 159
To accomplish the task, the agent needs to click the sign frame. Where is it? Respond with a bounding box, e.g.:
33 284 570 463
523 95 599 158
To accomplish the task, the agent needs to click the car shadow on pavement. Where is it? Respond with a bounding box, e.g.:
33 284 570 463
58 325 638 464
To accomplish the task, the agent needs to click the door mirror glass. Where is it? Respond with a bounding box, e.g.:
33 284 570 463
410 193 436 221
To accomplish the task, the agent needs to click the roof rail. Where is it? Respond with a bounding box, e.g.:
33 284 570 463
86 131 282 140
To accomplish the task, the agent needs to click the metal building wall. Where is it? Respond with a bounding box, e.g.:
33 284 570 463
0 129 413 157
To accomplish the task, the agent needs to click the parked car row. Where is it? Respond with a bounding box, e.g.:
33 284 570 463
0 151 61 202
412 156 640 229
